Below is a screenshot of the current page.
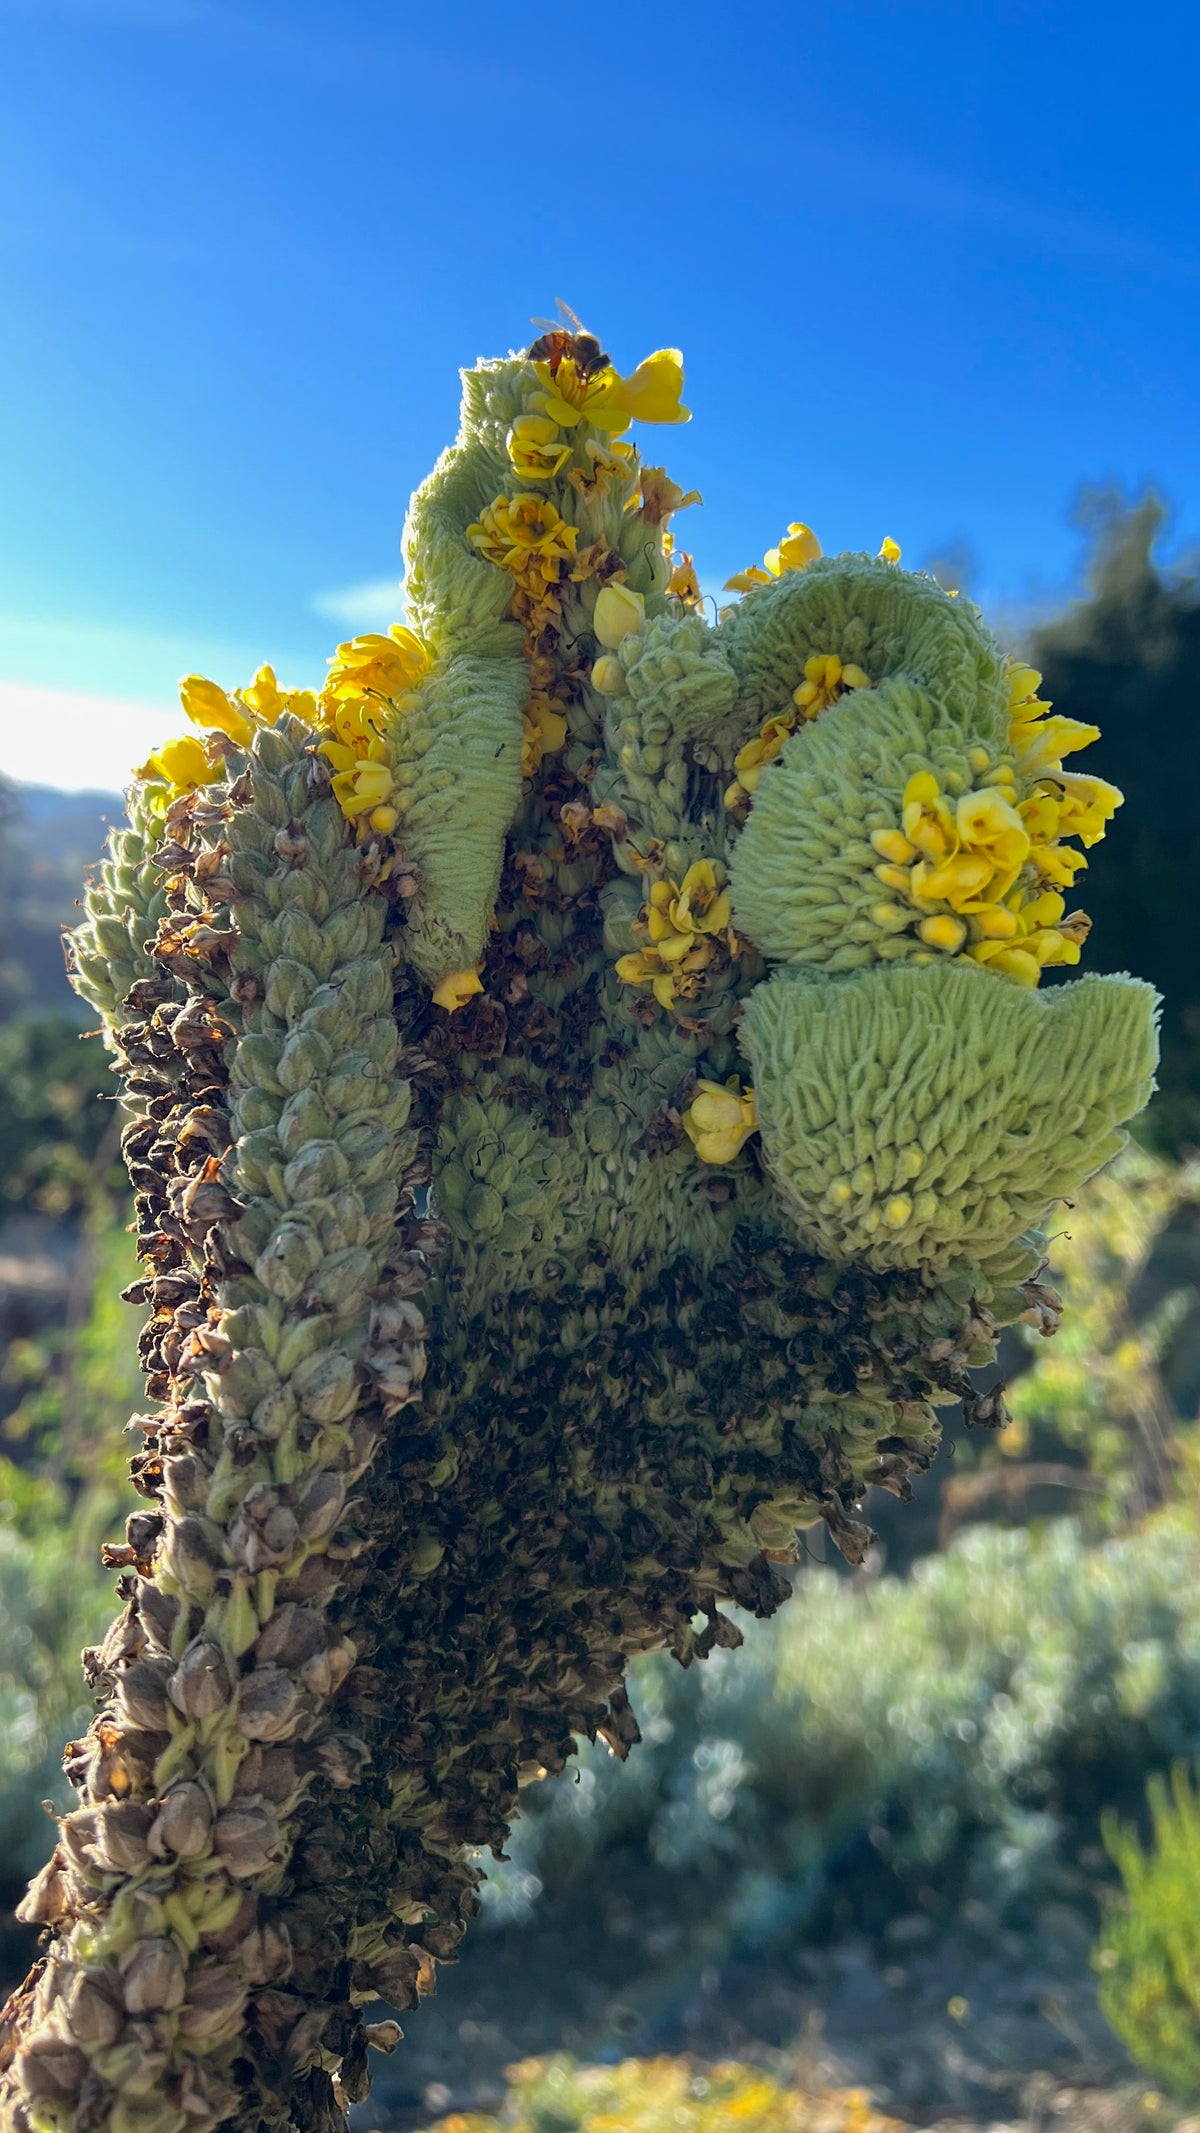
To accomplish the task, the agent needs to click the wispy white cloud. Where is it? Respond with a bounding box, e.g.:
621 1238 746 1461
0 680 170 793
311 580 404 632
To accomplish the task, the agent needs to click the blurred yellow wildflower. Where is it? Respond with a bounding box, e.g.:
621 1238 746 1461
879 536 902 563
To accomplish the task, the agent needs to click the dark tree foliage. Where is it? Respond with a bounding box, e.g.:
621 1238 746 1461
1033 497 1200 1155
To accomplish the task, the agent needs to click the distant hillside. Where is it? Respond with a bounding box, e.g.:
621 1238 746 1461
0 781 124 1018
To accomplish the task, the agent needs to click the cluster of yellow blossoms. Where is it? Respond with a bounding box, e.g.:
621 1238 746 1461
314 625 430 832
615 860 736 1013
725 525 899 596
725 653 872 811
867 663 1122 985
138 666 317 802
466 342 694 778
137 625 433 849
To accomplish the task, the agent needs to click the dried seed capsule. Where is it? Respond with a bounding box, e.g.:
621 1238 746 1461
148 1781 213 1860
168 1639 234 1723
119 1936 187 2015
237 1667 299 1742
212 1804 284 1879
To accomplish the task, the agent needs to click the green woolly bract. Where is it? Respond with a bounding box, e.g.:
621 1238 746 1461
387 643 528 985
740 961 1159 1273
69 781 177 1034
717 553 1009 737
729 675 1021 969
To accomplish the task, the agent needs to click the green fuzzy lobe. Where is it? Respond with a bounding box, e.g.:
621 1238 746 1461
69 782 176 1034
716 552 1009 737
740 960 1160 1274
729 671 1016 969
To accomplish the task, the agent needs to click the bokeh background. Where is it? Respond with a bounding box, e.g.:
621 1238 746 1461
3 3 1200 2129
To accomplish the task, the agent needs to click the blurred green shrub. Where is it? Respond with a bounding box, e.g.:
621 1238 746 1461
0 1010 120 1222
1095 1764 1200 2103
487 1517 1200 1967
1032 497 1200 1157
428 2053 902 2133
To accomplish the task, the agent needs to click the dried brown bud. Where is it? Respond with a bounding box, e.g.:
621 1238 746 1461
148 1781 213 1860
13 2038 86 2102
120 1936 186 2015
115 1654 173 1732
254 1604 326 1671
311 1733 371 1790
230 1484 301 1573
213 1803 284 1878
169 1638 234 1722
94 1800 154 1873
237 1667 299 1742
63 1968 124 2049
15 1855 70 1926
293 1472 344 1542
176 1961 248 2042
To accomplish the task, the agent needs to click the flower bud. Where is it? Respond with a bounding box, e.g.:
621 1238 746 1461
176 1963 248 2043
94 1801 154 1873
14 2038 87 2102
168 1639 234 1723
213 1804 284 1879
148 1782 213 1860
591 654 627 696
63 1969 124 2049
254 1605 326 1671
592 583 646 649
237 1666 299 1742
119 1936 186 2015
115 1655 173 1732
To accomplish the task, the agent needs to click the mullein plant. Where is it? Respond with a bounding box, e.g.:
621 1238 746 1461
0 319 1158 2133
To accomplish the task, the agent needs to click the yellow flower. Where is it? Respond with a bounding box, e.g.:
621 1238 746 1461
902 771 957 861
725 712 796 807
522 695 568 776
137 733 221 796
328 754 397 824
792 652 871 719
878 536 902 563
431 968 484 1013
531 347 689 434
321 694 388 756
614 946 680 1013
507 413 572 482
1052 770 1124 846
179 673 256 747
466 493 579 583
682 1078 758 1165
725 521 821 593
765 523 822 575
954 786 1031 873
646 860 732 961
322 625 430 706
1012 711 1101 779
239 664 317 725
592 583 646 648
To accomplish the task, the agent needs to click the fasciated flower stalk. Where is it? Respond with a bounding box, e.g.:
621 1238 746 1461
1 317 1159 2133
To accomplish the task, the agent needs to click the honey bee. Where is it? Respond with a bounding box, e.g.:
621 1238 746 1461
526 300 611 381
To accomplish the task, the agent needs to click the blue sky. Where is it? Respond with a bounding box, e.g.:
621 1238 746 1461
1 0 1197 788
